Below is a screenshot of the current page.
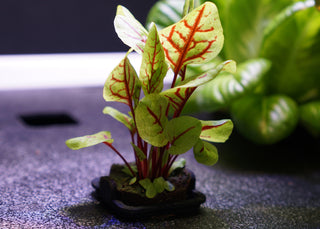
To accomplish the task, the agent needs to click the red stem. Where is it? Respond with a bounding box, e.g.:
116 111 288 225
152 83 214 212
104 142 136 177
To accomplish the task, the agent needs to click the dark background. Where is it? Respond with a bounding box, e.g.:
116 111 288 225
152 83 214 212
0 0 157 54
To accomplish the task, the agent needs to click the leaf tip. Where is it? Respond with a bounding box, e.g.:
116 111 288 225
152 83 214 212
223 60 237 74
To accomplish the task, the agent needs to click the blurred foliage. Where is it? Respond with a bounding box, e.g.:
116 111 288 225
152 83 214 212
147 0 320 144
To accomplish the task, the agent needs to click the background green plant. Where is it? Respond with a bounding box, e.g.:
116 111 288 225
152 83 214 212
147 0 320 144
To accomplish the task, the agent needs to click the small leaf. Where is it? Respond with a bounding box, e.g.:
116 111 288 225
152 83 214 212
103 106 134 132
299 100 320 137
129 177 137 185
135 94 169 147
166 116 202 155
65 131 113 150
153 177 165 193
231 94 299 144
139 178 157 198
164 180 175 192
200 119 233 143
114 5 149 54
168 158 186 175
193 139 218 166
159 2 224 75
139 24 168 94
161 60 236 113
130 143 147 161
178 60 236 88
103 56 141 107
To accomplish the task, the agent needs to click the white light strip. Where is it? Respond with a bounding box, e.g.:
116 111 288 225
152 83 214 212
0 52 145 90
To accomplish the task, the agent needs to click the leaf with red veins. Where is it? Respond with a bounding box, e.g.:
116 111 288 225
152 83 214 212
114 5 148 54
135 94 169 147
161 87 194 113
65 131 114 150
200 119 233 143
160 60 236 113
159 2 224 76
165 116 202 155
103 56 141 108
139 23 168 95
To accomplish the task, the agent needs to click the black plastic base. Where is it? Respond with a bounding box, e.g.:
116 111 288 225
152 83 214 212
91 176 206 219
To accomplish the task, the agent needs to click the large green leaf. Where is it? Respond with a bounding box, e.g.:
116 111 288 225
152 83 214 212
184 58 271 113
139 24 168 95
231 95 299 144
299 100 320 137
261 6 320 101
114 5 149 54
135 94 169 147
65 131 113 150
103 56 141 107
215 0 293 62
166 116 202 155
159 2 224 76
200 119 233 143
193 139 218 166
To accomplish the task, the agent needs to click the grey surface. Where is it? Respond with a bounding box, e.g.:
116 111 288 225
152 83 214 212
0 87 319 229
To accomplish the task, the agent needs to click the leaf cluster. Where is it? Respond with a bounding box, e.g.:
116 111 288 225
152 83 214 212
66 0 234 198
147 0 320 144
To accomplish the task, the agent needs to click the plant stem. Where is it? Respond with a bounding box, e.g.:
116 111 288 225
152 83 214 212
104 142 136 177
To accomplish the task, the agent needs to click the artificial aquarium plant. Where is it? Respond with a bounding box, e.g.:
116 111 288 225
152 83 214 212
66 0 234 198
147 0 320 144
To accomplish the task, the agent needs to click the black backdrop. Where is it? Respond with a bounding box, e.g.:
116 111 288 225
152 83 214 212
0 0 157 54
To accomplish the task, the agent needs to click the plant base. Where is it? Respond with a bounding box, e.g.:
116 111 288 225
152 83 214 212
91 164 206 219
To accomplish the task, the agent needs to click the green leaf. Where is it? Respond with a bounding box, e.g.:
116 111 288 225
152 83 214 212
220 0 293 62
139 24 168 95
299 100 320 137
262 0 315 42
178 60 236 88
200 119 233 143
184 58 271 113
193 139 218 166
159 2 224 75
65 131 113 150
103 106 134 132
130 143 147 161
166 116 202 155
135 94 169 147
161 60 236 113
139 178 157 198
261 5 320 101
231 95 299 144
164 180 175 192
114 5 149 54
129 177 137 185
146 0 185 30
103 56 141 107
153 177 166 193
161 87 194 113
168 158 186 175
